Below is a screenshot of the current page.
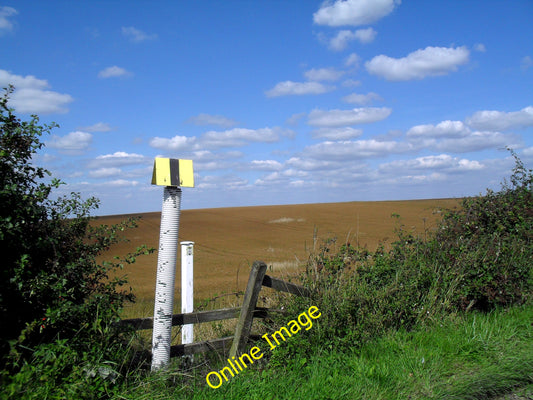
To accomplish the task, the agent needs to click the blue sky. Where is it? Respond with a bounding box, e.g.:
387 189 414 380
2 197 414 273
1 1 532 215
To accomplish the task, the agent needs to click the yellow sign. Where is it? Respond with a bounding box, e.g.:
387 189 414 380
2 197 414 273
151 158 194 187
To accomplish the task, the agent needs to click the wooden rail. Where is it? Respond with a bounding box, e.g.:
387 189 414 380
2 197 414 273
118 260 311 359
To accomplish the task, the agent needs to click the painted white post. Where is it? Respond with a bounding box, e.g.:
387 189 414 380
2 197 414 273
180 241 194 346
150 158 194 371
151 186 181 371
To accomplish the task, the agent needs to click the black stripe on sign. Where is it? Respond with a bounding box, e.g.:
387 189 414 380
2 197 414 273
169 158 180 186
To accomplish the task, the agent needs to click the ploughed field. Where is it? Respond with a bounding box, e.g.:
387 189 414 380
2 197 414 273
95 199 458 317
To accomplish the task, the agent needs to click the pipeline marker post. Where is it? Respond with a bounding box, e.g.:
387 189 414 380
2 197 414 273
181 241 194 347
150 158 194 371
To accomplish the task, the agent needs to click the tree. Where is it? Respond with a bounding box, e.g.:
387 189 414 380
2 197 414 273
0 86 149 371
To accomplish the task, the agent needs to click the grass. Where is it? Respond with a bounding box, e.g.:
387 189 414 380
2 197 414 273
116 303 533 399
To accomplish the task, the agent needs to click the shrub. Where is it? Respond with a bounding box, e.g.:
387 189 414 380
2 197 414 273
0 86 152 398
286 151 532 352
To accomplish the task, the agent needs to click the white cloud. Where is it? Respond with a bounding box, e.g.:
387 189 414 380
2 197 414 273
201 127 283 148
466 106 533 131
329 30 357 51
342 79 362 87
150 127 287 151
354 27 377 44
314 0 400 27
474 43 486 52
286 157 343 171
187 113 238 128
304 139 409 160
0 69 73 114
304 67 344 81
89 167 122 178
149 135 197 151
365 46 470 81
104 179 139 187
79 122 113 132
407 120 469 138
311 127 363 140
90 151 148 168
98 66 133 78
522 147 533 157
345 53 360 67
379 154 484 172
121 26 157 42
47 131 92 154
308 107 391 127
342 92 382 105
433 131 517 153
249 160 283 171
328 29 375 51
0 6 17 33
265 81 334 97
521 56 533 71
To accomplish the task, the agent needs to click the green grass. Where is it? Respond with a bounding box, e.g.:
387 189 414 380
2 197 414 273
115 303 533 400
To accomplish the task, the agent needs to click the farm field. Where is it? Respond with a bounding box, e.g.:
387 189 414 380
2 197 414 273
96 198 459 317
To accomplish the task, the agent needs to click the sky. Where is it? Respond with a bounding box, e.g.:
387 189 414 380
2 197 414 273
1 0 532 216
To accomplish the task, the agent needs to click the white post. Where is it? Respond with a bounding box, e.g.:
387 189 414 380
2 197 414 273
151 186 181 371
181 241 194 346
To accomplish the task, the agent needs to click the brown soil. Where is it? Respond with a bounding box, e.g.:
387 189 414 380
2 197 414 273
94 198 459 316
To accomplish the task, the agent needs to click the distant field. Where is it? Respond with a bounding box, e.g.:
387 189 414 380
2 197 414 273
95 198 459 317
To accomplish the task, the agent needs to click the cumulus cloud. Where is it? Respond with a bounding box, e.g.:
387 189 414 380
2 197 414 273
345 53 360 67
521 56 533 71
121 26 157 42
304 139 409 160
201 127 283 148
249 160 283 171
0 6 17 33
342 79 362 87
0 69 73 114
407 120 469 138
187 113 238 128
342 92 382 105
150 127 287 151
432 131 517 153
88 167 123 178
314 0 400 27
304 67 344 81
265 81 334 97
89 151 148 168
311 127 363 140
307 107 391 127
379 154 484 173
465 106 533 131
47 131 92 154
98 66 133 78
328 30 356 51
79 122 113 132
328 29 375 51
149 135 197 151
355 27 377 43
365 46 470 81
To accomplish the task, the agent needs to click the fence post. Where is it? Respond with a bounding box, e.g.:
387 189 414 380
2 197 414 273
181 241 194 347
151 186 181 371
230 261 267 358
150 158 194 371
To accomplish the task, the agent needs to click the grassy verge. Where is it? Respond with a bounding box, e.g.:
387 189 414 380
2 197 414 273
116 303 533 399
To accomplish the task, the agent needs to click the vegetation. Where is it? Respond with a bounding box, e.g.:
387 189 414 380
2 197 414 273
0 86 152 398
1 84 532 398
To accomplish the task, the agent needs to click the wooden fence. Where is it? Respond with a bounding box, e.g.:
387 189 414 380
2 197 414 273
119 261 311 360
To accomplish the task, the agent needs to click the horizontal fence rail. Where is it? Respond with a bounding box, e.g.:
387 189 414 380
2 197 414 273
118 261 311 360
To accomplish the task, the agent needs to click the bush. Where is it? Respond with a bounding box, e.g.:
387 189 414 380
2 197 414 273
0 86 151 398
286 151 533 352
